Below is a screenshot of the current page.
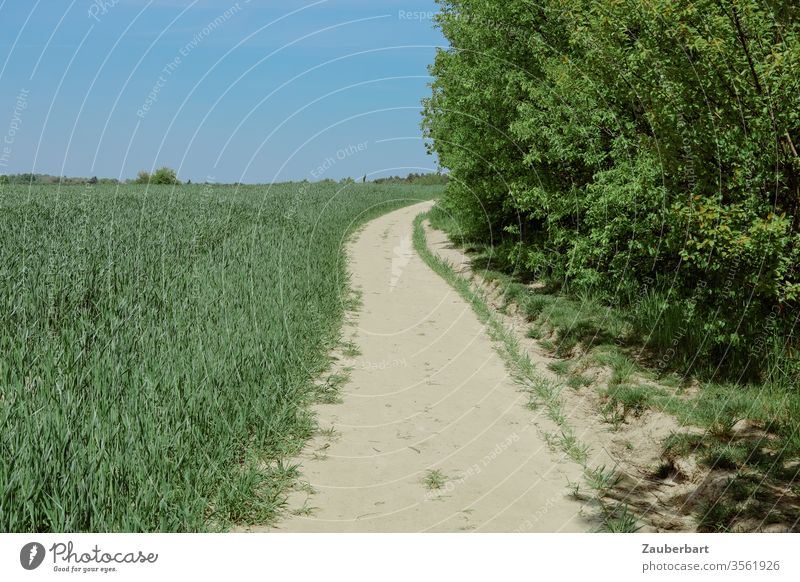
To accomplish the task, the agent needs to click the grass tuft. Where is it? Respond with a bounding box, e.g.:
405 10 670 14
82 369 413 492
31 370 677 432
422 469 448 491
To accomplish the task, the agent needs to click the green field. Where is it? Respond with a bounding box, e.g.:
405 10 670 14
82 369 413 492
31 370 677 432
0 182 439 532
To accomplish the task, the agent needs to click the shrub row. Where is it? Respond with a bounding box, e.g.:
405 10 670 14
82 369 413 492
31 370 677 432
422 0 800 379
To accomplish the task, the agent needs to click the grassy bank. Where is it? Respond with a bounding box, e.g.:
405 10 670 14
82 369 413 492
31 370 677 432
428 205 800 532
0 181 441 532
413 211 644 532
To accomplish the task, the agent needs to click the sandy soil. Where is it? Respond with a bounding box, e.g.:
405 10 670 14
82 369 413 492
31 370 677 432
259 202 592 532
424 222 708 532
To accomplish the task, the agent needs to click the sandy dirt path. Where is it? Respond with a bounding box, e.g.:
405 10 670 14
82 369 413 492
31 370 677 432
265 201 591 532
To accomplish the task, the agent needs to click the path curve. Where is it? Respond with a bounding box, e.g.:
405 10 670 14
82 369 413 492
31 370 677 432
268 201 590 532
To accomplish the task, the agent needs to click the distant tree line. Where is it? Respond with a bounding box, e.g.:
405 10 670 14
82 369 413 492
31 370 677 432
1 169 448 188
372 172 448 185
302 173 447 185
0 173 118 185
0 167 183 186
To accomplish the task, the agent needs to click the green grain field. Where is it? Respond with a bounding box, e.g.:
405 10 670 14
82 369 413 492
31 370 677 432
0 182 439 532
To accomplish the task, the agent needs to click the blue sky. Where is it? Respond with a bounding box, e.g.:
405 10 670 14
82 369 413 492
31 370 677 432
0 0 445 183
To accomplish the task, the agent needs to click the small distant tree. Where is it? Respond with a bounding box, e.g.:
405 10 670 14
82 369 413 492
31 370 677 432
134 167 179 185
151 167 180 185
88 176 98 184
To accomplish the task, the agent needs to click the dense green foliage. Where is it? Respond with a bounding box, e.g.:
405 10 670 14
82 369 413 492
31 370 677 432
423 0 800 379
0 182 438 532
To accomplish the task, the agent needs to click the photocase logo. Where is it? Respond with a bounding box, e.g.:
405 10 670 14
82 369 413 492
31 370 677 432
20 542 46 570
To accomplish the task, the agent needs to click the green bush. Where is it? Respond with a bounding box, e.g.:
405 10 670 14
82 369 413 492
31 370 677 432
135 167 180 185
